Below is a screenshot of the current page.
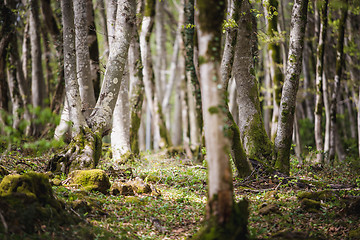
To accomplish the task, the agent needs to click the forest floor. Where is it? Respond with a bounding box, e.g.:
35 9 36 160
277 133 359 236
0 147 360 239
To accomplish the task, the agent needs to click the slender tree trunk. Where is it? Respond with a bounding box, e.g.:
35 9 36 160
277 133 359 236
129 28 144 156
111 68 131 162
106 0 117 48
275 0 309 174
155 0 166 102
184 0 202 150
172 75 182 146
329 0 348 163
220 0 252 177
74 0 96 117
40 0 65 114
30 0 46 135
263 0 284 141
323 71 330 157
86 0 101 100
96 0 109 57
234 0 273 164
194 1 248 237
302 42 314 122
314 0 328 164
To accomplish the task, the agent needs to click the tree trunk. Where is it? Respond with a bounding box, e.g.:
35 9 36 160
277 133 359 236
50 0 136 173
234 0 273 165
111 68 131 162
263 0 284 141
185 0 202 150
74 0 96 117
220 0 252 177
87 0 101 100
314 0 328 164
194 0 248 238
274 0 308 175
106 0 117 48
30 0 46 135
329 0 348 163
129 28 144 156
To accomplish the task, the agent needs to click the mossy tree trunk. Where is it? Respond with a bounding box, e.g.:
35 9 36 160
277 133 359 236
314 0 329 164
129 26 144 156
233 0 273 165
220 0 252 178
328 0 348 163
193 1 248 239
263 0 284 141
274 0 309 175
184 0 203 152
50 0 136 173
140 0 171 150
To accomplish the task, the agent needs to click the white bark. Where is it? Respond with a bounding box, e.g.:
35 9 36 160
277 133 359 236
54 99 70 140
87 0 136 133
61 0 87 137
74 0 96 117
111 69 130 160
106 0 117 49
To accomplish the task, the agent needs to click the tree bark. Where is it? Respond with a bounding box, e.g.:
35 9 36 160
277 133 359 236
263 0 284 141
129 28 144 156
234 0 273 164
329 0 348 163
194 1 248 237
275 0 309 175
30 0 46 135
74 0 96 117
220 0 252 177
185 0 202 150
314 0 328 164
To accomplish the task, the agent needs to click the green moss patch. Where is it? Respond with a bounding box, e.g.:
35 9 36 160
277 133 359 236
69 169 111 194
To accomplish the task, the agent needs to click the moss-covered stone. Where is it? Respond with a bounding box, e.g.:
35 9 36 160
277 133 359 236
259 203 281 215
130 177 151 194
297 190 335 201
0 172 79 235
110 182 134 196
300 198 321 212
69 169 110 194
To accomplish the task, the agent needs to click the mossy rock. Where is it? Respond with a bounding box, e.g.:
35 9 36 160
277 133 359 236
0 172 79 235
69 199 93 215
69 169 111 194
300 198 321 213
259 203 281 215
297 190 335 201
130 177 151 194
110 182 135 196
349 227 360 239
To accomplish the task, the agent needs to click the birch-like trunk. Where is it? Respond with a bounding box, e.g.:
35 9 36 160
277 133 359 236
30 0 46 135
323 71 330 156
198 0 232 225
275 0 308 175
106 0 117 48
195 1 248 236
50 0 136 173
314 0 329 164
329 1 348 163
74 0 96 117
111 69 130 162
234 0 273 164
